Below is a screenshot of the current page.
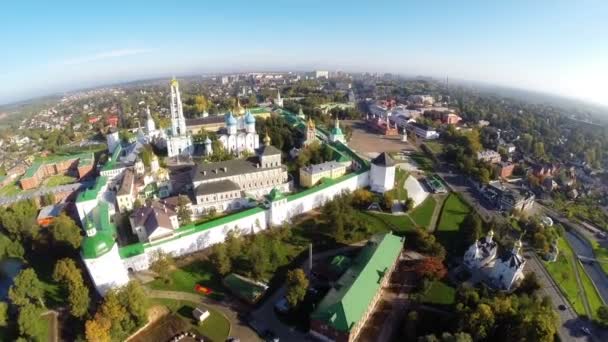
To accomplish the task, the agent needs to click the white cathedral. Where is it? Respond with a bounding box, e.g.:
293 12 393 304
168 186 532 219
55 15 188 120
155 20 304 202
463 230 526 291
218 109 260 155
166 78 194 157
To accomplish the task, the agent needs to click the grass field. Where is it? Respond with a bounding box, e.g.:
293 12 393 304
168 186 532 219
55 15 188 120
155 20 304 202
147 299 230 342
581 234 608 276
148 261 226 300
409 152 435 172
542 237 606 317
367 197 437 233
421 281 455 305
389 168 410 201
409 197 437 228
0 181 22 197
435 194 471 255
543 238 586 315
43 174 76 187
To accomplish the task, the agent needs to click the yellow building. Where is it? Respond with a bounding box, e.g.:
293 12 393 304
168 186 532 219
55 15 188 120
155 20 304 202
299 161 347 188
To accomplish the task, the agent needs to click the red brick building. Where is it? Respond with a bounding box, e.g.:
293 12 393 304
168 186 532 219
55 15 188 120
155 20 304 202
19 153 95 190
498 162 515 179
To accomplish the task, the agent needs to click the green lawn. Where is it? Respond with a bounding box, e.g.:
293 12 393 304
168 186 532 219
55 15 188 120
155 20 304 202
388 168 410 201
423 141 444 155
409 152 435 172
368 212 416 232
148 298 230 342
577 262 604 318
581 234 608 276
543 237 591 316
435 194 471 256
43 174 76 187
409 197 437 228
148 260 226 300
367 197 438 233
421 281 455 305
0 181 22 196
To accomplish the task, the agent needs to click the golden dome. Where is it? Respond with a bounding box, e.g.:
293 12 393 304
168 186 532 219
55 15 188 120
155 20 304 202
235 98 245 116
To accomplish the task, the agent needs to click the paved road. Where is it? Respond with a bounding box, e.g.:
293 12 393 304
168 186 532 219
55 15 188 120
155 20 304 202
145 288 261 341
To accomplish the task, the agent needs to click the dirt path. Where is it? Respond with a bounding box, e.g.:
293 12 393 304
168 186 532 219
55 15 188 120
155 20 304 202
144 288 260 341
41 310 58 342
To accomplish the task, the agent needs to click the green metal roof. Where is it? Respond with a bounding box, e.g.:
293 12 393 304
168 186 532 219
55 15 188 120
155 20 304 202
311 233 403 332
76 176 108 203
101 144 123 171
81 202 117 259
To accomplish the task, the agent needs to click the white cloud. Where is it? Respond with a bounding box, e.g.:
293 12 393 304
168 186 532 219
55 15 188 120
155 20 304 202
61 48 153 66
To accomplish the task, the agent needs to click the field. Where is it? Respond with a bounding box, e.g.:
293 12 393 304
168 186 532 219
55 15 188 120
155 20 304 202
409 152 435 172
576 262 604 317
0 181 23 197
368 197 437 232
421 281 455 305
43 175 76 187
435 194 471 255
138 299 230 342
388 168 410 201
148 260 226 300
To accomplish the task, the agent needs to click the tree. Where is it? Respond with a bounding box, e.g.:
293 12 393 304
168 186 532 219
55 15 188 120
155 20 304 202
352 189 373 208
50 213 83 249
465 303 495 340
224 230 243 260
382 192 394 211
598 305 608 327
285 268 309 308
17 303 45 340
53 258 90 318
149 250 175 282
209 243 231 276
460 213 482 247
0 301 7 327
8 268 44 307
413 257 447 280
118 281 148 326
517 272 541 295
85 314 111 342
176 195 192 225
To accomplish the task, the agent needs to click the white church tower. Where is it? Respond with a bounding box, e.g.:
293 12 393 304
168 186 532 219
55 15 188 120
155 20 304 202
145 106 156 134
166 78 193 157
329 116 346 144
275 89 284 108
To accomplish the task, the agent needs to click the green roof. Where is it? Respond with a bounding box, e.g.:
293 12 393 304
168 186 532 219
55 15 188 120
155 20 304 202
76 176 108 203
311 233 403 332
101 144 123 171
24 152 94 178
81 202 117 259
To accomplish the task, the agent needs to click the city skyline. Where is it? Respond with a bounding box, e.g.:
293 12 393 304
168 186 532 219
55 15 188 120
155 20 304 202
1 1 607 106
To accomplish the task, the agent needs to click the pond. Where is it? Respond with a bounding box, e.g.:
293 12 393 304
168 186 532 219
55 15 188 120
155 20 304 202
0 258 25 300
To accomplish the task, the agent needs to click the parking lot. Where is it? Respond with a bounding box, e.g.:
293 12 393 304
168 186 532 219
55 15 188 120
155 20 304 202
345 120 411 155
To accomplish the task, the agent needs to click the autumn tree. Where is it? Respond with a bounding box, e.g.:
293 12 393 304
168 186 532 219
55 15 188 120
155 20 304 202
85 315 111 342
0 301 7 327
52 258 90 317
8 268 44 307
149 250 175 283
413 257 447 280
50 213 83 249
352 189 373 208
285 268 309 308
17 303 45 340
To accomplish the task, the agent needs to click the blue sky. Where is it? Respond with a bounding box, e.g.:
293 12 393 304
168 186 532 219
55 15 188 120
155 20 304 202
1 1 607 105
